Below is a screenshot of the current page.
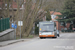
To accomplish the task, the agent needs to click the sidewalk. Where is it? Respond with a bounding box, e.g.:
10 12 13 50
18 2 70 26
0 39 25 47
0 36 39 47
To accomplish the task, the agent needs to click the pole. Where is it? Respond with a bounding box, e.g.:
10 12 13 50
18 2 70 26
15 29 16 39
20 21 21 39
14 21 16 39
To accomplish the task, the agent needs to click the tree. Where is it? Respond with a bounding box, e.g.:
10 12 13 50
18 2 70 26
15 0 66 37
0 0 66 37
45 9 51 21
15 0 45 37
57 0 75 28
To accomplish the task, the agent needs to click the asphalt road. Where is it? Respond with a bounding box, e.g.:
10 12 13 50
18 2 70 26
0 33 75 50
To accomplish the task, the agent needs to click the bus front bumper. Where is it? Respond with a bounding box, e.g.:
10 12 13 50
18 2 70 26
39 35 55 37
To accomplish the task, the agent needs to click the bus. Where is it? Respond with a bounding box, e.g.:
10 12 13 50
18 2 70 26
39 21 59 39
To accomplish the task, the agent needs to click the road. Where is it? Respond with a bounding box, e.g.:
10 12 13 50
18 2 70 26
0 33 75 50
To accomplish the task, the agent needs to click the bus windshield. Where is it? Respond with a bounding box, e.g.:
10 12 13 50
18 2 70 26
40 24 54 32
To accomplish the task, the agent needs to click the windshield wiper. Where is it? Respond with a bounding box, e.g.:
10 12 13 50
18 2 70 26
42 30 52 32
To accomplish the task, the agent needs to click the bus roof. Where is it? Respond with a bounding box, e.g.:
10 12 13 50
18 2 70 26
39 21 54 24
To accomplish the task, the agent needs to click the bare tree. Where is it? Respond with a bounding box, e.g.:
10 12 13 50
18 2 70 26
15 0 66 37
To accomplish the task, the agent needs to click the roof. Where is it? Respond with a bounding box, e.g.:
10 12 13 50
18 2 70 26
50 11 62 15
50 11 62 21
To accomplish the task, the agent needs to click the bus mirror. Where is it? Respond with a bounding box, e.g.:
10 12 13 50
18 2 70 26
37 24 39 27
54 27 56 31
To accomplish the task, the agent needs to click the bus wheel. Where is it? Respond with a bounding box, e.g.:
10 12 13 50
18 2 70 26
53 36 57 38
40 37 43 39
52 37 57 38
55 36 57 38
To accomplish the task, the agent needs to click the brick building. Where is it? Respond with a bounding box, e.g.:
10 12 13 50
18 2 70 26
50 11 70 31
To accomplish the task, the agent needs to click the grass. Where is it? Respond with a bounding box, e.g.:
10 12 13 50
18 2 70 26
28 35 34 38
16 36 21 39
20 35 34 39
16 34 38 39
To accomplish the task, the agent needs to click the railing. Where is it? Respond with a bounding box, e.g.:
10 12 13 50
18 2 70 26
0 18 10 32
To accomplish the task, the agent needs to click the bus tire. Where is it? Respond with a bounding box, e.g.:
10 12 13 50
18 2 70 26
40 37 43 39
52 37 57 38
54 37 57 38
53 35 57 38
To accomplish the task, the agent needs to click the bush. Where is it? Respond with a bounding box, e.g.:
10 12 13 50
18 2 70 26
61 30 74 32
35 26 39 35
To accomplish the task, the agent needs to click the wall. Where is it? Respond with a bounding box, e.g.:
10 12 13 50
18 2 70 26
0 29 15 41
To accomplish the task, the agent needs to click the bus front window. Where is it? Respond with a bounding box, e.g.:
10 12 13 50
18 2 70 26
40 24 54 32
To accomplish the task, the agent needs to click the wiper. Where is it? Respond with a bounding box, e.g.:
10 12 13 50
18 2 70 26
42 30 50 32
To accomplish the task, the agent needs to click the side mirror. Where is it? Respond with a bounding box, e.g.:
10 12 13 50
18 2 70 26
37 24 39 27
54 27 56 31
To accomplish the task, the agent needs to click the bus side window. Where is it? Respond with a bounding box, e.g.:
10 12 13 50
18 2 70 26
54 22 56 26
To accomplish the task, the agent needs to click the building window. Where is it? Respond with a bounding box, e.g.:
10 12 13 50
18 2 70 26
61 28 63 30
0 0 2 2
5 4 7 8
5 4 7 6
64 28 67 30
61 22 63 26
13 0 16 2
66 23 67 26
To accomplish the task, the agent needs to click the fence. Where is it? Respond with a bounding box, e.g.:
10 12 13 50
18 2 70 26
0 18 10 32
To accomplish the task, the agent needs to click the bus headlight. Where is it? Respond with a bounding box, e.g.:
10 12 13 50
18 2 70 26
39 33 42 35
52 32 54 35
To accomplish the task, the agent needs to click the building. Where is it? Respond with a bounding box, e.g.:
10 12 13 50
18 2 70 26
50 11 70 31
